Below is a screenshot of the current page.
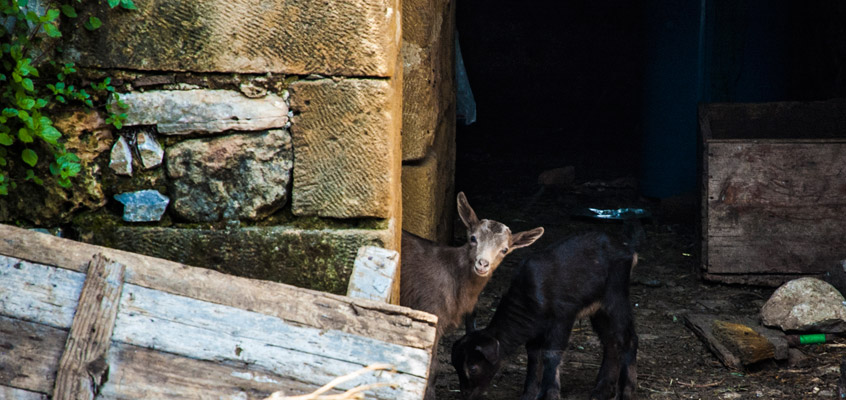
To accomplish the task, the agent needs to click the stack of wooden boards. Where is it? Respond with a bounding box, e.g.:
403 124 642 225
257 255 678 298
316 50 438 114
0 224 437 399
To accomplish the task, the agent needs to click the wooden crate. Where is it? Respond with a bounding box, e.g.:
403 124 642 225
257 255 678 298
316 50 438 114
700 100 846 286
0 224 437 400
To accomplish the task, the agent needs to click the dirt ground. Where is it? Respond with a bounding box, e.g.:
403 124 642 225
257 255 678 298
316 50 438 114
434 154 845 400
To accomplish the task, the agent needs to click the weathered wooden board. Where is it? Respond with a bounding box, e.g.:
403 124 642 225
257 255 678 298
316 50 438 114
0 316 66 394
0 224 437 348
684 313 788 370
54 255 125 400
347 246 399 303
0 224 437 400
702 140 846 283
0 385 47 400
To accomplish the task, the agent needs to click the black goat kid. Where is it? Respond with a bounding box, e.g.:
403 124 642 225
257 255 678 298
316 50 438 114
451 232 638 400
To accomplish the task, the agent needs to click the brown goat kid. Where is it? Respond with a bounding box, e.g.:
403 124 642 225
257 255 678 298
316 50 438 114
400 192 545 337
401 192 544 400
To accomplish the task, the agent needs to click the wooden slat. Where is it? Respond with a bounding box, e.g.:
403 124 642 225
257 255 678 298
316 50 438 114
704 140 846 275
0 385 48 400
0 255 84 329
0 224 437 350
347 246 399 303
100 342 342 399
111 284 427 399
0 316 67 394
53 254 125 400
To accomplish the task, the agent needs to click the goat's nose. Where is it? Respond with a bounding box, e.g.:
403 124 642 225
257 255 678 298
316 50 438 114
477 259 489 268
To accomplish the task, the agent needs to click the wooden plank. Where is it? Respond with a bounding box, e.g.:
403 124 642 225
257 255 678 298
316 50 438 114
684 314 789 370
704 141 846 275
347 246 399 303
99 342 336 399
0 255 84 329
53 254 125 400
0 224 437 350
0 385 48 400
111 284 427 400
0 316 67 394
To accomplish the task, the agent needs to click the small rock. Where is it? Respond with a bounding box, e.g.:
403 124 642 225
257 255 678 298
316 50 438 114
787 348 811 368
239 82 267 98
135 131 164 170
109 136 133 176
114 190 169 222
761 277 846 333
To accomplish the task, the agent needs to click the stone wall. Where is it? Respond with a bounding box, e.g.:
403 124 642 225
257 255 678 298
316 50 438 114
401 0 457 243
0 0 403 297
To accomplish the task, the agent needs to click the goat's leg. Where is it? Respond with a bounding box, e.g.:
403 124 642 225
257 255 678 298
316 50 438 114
520 339 543 400
536 319 574 400
617 320 638 400
589 310 622 400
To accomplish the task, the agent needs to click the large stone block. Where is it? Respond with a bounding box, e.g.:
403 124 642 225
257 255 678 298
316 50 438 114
74 221 396 295
289 79 400 219
401 111 456 243
166 130 293 222
63 0 400 77
114 90 288 135
401 0 455 161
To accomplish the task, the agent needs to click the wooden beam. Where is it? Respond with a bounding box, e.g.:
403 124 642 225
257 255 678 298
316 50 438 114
53 254 125 400
0 224 437 350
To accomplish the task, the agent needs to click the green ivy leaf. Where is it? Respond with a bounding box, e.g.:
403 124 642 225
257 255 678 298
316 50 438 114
2 108 18 118
0 157 6 167
61 5 77 17
120 0 137 10
17 0 29 8
21 78 34 92
18 128 33 143
44 8 60 22
43 23 61 38
21 148 37 166
0 133 13 146
35 98 48 108
107 0 120 8
19 98 34 110
41 126 61 144
0 184 7 196
84 16 102 30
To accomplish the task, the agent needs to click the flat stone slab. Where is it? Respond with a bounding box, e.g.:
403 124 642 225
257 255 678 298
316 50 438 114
75 223 395 295
114 90 289 135
63 0 399 77
290 79 399 219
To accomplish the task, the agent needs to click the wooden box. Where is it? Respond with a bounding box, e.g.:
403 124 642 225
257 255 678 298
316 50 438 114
700 100 846 286
0 224 436 400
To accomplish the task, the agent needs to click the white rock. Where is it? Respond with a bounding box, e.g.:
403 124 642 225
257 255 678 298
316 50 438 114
109 136 132 176
136 131 164 169
112 90 289 135
761 277 846 333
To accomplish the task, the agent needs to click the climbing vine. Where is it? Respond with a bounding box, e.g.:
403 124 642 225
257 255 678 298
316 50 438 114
0 0 133 195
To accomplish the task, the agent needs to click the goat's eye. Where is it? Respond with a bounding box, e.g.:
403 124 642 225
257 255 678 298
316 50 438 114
469 365 480 376
502 247 508 254
470 235 477 244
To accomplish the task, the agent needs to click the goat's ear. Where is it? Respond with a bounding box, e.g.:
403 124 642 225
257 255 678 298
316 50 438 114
457 192 480 228
475 341 500 365
511 227 544 250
